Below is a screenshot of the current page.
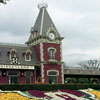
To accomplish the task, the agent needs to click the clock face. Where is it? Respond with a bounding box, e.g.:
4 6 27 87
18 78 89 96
49 33 55 40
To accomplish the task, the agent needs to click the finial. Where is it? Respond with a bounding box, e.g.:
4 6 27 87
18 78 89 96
38 3 48 9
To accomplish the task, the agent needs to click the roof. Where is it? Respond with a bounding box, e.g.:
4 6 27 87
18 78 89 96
0 43 39 66
28 5 61 42
64 67 100 75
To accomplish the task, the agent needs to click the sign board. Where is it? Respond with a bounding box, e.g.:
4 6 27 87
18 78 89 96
0 65 34 70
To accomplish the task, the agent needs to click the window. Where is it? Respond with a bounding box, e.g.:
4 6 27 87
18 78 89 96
48 71 58 76
25 50 32 61
9 49 17 60
48 48 56 60
7 71 19 85
47 70 59 84
7 71 19 76
47 70 59 76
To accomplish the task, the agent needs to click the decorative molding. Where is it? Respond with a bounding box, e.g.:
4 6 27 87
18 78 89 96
47 47 56 52
28 37 61 46
60 43 63 62
40 7 45 35
41 63 44 83
40 43 44 61
61 64 64 84
46 27 58 37
25 55 31 62
47 70 59 76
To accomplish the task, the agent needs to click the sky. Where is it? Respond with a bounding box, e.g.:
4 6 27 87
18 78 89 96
0 0 100 66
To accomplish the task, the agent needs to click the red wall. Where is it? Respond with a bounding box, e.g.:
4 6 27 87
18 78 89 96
44 64 62 84
18 76 26 84
43 43 61 61
0 76 8 84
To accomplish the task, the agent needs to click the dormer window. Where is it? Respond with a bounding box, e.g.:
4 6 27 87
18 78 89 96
48 48 56 60
9 49 17 60
25 50 32 61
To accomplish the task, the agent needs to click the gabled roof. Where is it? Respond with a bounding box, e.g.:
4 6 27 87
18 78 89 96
0 44 39 66
28 5 61 42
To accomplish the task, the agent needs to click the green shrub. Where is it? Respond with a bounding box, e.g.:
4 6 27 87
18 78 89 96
0 84 100 91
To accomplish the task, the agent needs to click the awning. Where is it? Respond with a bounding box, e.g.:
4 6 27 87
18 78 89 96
0 65 34 70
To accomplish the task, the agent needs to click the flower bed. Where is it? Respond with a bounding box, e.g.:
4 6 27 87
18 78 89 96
0 89 100 100
88 90 100 100
59 89 84 97
27 90 46 98
0 93 38 100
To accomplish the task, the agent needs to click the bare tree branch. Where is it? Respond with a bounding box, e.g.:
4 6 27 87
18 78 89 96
79 59 100 69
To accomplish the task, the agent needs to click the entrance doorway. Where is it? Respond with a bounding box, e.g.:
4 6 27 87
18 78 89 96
48 76 58 84
47 70 59 84
7 70 19 84
25 71 32 84
8 76 18 84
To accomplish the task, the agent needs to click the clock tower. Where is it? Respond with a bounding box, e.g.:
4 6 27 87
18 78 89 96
26 4 64 84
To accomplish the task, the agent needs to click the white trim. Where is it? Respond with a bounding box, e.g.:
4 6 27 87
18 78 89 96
10 48 17 53
40 7 45 35
60 43 63 62
41 63 44 83
25 49 32 61
25 55 31 62
48 47 56 52
25 49 32 54
47 70 59 76
40 43 44 61
28 38 61 46
9 54 16 60
61 64 64 84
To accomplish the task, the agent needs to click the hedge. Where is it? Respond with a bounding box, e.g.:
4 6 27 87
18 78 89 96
0 84 100 91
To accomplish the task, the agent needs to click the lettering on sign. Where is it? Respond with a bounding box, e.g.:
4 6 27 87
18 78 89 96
0 65 34 70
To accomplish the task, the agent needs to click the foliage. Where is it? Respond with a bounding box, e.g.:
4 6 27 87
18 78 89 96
0 0 8 4
0 0 3 3
0 84 100 91
78 78 89 84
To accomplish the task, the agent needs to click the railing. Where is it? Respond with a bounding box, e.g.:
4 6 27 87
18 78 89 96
0 42 27 47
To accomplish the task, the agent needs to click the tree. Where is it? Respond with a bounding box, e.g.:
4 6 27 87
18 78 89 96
0 0 9 4
79 59 100 69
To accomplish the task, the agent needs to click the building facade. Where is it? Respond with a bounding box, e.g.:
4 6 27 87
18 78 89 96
0 4 64 84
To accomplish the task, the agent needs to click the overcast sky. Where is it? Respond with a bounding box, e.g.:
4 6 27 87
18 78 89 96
0 0 100 66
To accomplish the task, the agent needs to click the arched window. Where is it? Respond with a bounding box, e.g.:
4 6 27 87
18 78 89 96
48 48 56 60
47 70 59 84
9 49 17 60
25 50 32 61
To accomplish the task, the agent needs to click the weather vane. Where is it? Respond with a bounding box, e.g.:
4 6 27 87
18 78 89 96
38 0 48 9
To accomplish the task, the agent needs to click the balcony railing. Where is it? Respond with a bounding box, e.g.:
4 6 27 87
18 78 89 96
0 42 27 47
